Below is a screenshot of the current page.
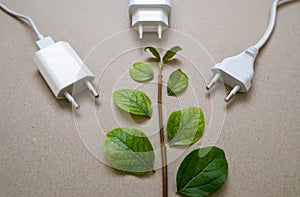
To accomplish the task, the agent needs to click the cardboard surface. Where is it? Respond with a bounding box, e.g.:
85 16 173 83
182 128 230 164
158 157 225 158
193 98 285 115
0 0 299 196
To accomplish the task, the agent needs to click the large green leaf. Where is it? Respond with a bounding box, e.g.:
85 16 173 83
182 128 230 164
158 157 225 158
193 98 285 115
144 46 161 62
129 62 154 82
104 128 155 175
162 46 182 63
176 146 228 197
167 69 189 96
167 107 205 146
113 89 152 117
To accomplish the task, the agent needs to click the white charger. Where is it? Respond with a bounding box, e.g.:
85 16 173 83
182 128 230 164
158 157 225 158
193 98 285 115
129 0 171 40
34 37 99 109
1 4 99 109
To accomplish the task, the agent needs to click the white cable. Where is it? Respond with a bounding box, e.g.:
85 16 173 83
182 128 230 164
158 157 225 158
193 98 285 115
254 0 298 50
0 3 44 40
207 0 299 102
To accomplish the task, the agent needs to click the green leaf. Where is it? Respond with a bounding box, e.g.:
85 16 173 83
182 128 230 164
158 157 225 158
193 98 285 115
176 146 228 197
167 107 205 146
167 69 189 96
113 89 152 117
104 128 155 175
144 46 161 62
129 62 154 82
162 46 182 63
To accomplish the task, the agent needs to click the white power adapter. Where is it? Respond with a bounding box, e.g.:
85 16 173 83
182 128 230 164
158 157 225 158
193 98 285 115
34 37 99 109
129 0 171 40
0 3 99 109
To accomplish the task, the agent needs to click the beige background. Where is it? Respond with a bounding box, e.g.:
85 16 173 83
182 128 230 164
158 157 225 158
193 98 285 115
0 0 299 196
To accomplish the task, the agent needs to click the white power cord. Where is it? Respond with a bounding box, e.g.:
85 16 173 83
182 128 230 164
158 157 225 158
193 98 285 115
254 0 291 49
206 0 299 102
1 3 99 109
0 3 44 40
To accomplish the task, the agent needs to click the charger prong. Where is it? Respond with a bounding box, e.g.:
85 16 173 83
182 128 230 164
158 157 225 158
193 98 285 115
139 24 143 40
64 92 80 109
206 73 221 91
85 81 99 99
158 24 162 40
225 85 240 102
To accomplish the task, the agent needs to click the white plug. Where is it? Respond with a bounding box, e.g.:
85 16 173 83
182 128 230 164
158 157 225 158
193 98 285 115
206 0 297 103
33 37 99 109
206 47 258 102
129 0 171 40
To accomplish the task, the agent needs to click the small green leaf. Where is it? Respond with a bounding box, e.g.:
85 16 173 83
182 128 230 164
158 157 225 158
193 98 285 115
104 128 155 175
167 107 205 146
113 89 152 117
162 46 182 63
167 69 189 96
176 146 228 197
129 62 154 82
144 46 161 62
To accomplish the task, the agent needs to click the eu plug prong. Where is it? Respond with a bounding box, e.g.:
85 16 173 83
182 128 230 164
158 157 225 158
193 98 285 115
225 85 240 102
206 73 221 91
158 24 162 40
64 92 80 109
139 24 143 40
85 81 99 99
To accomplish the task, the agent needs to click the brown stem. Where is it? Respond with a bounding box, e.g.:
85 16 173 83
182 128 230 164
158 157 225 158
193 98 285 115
158 62 168 197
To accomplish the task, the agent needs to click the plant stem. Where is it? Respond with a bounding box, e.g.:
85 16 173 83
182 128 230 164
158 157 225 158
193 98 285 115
158 62 168 197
